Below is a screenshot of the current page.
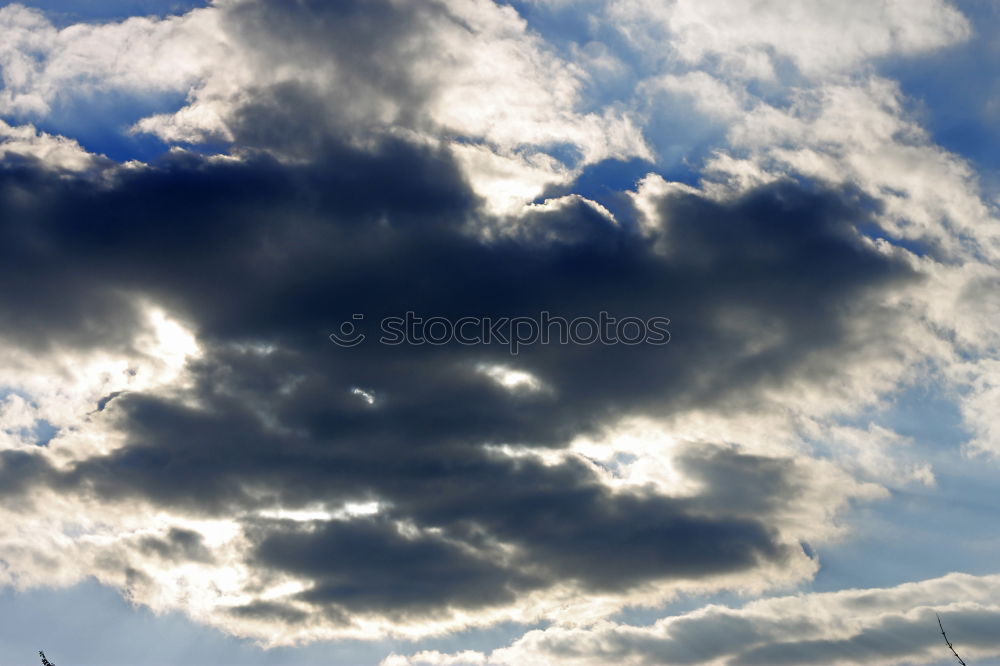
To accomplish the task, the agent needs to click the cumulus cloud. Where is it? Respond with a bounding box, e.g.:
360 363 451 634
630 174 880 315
0 0 998 660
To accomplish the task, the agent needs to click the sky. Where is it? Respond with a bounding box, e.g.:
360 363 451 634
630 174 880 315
0 1 999 665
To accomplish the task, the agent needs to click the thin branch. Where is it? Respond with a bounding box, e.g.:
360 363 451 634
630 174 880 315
937 613 967 666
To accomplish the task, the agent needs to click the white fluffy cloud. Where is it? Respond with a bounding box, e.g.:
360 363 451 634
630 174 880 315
0 119 107 171
0 0 651 212
609 0 969 79
0 3 218 117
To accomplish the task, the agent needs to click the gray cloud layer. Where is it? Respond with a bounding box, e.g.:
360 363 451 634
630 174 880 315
386 573 1000 665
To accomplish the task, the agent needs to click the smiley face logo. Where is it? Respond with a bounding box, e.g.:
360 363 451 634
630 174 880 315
329 314 366 347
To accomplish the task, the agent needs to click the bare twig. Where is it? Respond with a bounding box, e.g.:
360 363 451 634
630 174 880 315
38 651 56 666
937 613 968 666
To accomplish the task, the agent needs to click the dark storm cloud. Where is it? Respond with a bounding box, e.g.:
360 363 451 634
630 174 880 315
0 158 146 352
238 447 793 617
253 515 540 615
0 138 473 352
0 127 915 619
